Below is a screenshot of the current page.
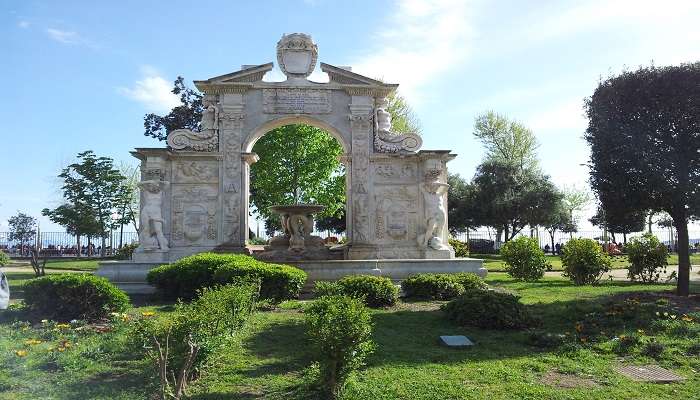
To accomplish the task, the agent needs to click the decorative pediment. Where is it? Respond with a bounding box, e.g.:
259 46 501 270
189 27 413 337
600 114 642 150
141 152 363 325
194 63 273 93
321 63 384 85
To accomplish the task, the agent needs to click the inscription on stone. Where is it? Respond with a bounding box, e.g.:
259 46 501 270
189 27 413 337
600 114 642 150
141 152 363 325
263 88 332 114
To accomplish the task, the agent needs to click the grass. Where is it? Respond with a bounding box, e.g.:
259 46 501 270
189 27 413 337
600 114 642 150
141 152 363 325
1 272 699 399
475 254 630 271
4 259 101 272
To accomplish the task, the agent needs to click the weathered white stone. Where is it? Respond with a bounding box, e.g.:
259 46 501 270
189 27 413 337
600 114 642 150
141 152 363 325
98 33 484 292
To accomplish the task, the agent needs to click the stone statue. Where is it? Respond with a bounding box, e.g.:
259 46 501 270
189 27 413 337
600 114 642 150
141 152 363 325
0 269 9 310
374 97 422 153
282 212 314 251
201 98 219 132
138 180 170 251
421 181 450 250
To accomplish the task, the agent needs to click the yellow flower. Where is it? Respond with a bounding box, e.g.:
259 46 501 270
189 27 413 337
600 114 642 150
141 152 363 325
637 329 645 335
57 347 66 352
56 323 70 329
63 342 72 348
24 339 42 346
681 315 693 322
141 311 155 317
15 350 28 357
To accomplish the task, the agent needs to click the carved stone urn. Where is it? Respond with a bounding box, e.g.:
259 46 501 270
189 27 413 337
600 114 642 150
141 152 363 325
257 203 333 261
277 33 318 80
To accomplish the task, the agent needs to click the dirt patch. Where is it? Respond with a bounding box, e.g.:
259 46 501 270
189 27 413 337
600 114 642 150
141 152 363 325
393 300 444 312
541 371 598 389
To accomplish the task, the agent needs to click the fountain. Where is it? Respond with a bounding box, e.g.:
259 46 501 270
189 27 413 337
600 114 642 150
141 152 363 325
256 203 335 261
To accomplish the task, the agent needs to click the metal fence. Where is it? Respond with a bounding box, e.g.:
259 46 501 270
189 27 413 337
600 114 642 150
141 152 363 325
0 231 139 257
452 228 700 254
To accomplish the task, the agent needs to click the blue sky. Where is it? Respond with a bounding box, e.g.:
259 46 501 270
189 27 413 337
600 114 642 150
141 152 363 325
1 0 699 232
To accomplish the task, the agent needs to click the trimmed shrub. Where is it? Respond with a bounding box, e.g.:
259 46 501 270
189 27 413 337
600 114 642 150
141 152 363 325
214 261 306 303
626 233 668 283
313 281 344 298
135 282 257 399
0 250 9 266
305 295 373 399
334 275 398 308
115 243 139 260
23 274 130 321
561 238 611 285
449 238 469 257
442 290 534 329
500 236 548 281
147 253 306 302
401 273 487 300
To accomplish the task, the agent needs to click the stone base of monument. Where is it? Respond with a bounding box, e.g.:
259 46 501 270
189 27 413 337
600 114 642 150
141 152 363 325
97 257 486 294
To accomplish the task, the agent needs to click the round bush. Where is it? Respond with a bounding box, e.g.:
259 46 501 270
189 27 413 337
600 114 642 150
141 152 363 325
23 274 130 321
147 253 306 302
561 238 611 285
441 290 534 329
213 261 307 303
401 273 487 300
0 250 10 266
449 238 469 257
336 275 398 308
500 236 549 281
626 233 668 283
313 281 344 298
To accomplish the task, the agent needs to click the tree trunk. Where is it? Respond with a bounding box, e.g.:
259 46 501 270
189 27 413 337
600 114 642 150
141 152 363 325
623 232 627 245
101 235 106 257
675 219 690 297
76 234 81 258
503 226 509 243
550 231 555 254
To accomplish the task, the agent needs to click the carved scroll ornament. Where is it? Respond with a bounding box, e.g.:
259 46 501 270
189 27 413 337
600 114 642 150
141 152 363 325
373 97 422 153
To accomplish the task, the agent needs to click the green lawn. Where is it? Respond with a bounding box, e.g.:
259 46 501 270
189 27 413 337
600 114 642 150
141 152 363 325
474 254 631 271
1 273 699 399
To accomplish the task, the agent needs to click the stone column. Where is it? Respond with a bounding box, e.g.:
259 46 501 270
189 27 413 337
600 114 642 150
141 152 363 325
219 94 246 250
348 101 374 252
241 152 259 245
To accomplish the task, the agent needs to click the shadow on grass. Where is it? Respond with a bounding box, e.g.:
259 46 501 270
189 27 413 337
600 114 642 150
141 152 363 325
240 316 311 379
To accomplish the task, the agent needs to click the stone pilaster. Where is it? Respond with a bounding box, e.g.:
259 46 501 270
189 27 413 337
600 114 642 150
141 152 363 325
348 102 374 247
219 97 246 250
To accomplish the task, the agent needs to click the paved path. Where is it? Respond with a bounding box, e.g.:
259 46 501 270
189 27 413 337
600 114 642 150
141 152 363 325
544 265 700 282
1 266 87 274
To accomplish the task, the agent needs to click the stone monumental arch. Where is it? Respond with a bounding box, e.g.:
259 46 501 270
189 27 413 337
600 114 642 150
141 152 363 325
98 33 484 292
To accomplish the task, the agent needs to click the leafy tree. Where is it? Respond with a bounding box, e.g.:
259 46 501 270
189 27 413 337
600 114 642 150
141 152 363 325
250 124 345 226
144 77 203 141
561 186 591 237
386 92 421 134
473 111 539 171
8 212 37 252
585 63 700 296
316 212 346 235
42 204 100 257
447 173 477 234
542 202 576 253
589 206 645 244
114 162 140 247
58 151 128 256
470 160 562 241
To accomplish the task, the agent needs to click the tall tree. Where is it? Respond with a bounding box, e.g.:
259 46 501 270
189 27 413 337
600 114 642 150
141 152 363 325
585 63 700 296
114 162 140 247
144 77 204 141
561 186 591 238
447 173 478 234
8 212 37 253
470 160 562 241
386 92 422 134
473 111 539 171
58 151 128 256
250 124 345 227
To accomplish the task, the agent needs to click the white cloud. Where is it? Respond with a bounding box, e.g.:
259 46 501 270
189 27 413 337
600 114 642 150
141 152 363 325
350 0 477 102
46 28 79 44
117 66 180 113
18 20 29 29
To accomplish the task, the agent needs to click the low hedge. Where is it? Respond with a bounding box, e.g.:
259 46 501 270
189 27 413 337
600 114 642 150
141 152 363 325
314 275 398 308
401 272 487 300
147 252 306 302
23 274 130 321
441 289 534 329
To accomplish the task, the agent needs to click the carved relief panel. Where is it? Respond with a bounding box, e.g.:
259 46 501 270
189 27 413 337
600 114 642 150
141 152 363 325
374 186 419 244
220 104 245 246
349 111 373 244
171 184 219 246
